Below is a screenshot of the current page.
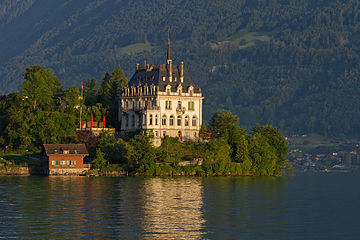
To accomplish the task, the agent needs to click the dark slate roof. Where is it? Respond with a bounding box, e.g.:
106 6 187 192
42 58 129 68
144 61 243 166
43 144 89 156
128 65 201 93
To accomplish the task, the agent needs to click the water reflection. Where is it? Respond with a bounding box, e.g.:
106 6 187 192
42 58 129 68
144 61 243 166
0 176 206 239
1 175 360 239
140 177 206 239
202 177 287 239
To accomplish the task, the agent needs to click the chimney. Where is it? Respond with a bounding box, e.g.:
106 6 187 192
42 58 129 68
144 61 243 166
180 61 184 83
136 63 139 71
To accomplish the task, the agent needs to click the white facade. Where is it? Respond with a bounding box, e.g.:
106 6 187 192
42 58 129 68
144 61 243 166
118 50 203 146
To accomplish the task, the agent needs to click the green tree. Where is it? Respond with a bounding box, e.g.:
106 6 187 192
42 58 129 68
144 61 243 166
208 110 246 161
21 66 62 112
64 86 80 110
84 78 98 106
128 134 156 174
248 134 278 176
252 125 289 165
97 132 130 164
92 148 107 171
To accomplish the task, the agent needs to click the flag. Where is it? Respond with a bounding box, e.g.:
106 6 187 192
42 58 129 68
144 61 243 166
91 115 93 127
103 115 105 127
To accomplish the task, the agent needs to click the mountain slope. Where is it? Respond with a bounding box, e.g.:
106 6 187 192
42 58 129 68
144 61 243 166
0 0 360 137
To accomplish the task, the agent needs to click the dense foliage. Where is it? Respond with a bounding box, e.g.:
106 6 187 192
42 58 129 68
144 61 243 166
0 0 360 138
93 110 289 176
0 65 126 151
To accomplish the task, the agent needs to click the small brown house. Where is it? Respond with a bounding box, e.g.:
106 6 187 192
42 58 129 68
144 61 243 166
42 144 89 175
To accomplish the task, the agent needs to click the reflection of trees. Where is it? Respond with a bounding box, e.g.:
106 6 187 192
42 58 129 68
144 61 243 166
141 177 206 240
1 177 206 239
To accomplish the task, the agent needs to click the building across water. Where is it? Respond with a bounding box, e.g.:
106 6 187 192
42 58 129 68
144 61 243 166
119 38 203 146
42 144 89 175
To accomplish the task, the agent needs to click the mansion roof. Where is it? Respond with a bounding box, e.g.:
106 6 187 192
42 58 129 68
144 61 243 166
128 64 201 93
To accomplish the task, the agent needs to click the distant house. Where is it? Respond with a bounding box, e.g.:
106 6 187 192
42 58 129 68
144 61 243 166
42 144 89 175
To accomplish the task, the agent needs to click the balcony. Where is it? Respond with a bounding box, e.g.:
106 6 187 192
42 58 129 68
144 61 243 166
176 106 186 114
122 106 160 112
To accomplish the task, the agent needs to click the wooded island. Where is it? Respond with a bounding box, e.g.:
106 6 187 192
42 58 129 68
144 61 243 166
0 65 289 176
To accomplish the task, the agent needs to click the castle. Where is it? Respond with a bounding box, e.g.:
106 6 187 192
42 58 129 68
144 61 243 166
118 38 203 146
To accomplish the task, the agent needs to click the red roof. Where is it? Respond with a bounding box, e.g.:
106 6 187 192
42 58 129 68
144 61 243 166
43 144 89 156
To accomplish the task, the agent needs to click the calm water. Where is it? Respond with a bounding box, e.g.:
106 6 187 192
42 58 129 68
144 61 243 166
0 174 359 240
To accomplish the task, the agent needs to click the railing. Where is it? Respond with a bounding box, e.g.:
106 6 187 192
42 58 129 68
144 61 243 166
122 106 160 112
176 106 186 113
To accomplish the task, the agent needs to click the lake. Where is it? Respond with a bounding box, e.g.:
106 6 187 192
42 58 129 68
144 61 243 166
0 174 359 239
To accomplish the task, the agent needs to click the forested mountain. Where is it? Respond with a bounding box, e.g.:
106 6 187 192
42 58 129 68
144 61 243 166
0 0 360 137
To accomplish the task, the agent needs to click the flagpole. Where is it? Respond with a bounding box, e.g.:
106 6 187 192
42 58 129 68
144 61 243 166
80 81 83 130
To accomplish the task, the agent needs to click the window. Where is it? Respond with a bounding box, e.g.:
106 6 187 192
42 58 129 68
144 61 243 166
170 116 174 126
165 100 172 110
155 131 158 137
178 90 181 95
167 89 170 95
149 114 153 125
162 115 167 125
73 160 76 165
194 132 197 137
126 115 129 127
188 101 195 110
178 101 182 109
162 76 166 81
56 161 59 165
192 116 197 126
132 115 135 127
155 115 158 125
185 116 189 126
66 161 70 165
177 116 182 126
52 161 55 166
190 90 193 96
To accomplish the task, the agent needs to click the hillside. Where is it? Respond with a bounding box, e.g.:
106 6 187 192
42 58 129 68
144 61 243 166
0 0 360 137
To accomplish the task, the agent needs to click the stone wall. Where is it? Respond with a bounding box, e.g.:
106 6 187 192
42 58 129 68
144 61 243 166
48 168 86 175
0 166 30 175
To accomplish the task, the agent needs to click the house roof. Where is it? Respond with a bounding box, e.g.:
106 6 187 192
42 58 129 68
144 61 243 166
128 65 201 93
43 144 89 156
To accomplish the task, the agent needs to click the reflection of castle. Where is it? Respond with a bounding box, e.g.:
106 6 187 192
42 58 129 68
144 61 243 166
118 37 203 146
141 178 206 239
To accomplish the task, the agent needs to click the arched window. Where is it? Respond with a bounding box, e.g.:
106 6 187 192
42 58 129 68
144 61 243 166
155 115 158 125
185 116 189 126
125 115 129 127
162 115 167 125
192 116 197 126
149 114 153 125
177 116 182 126
170 116 174 126
132 115 135 127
